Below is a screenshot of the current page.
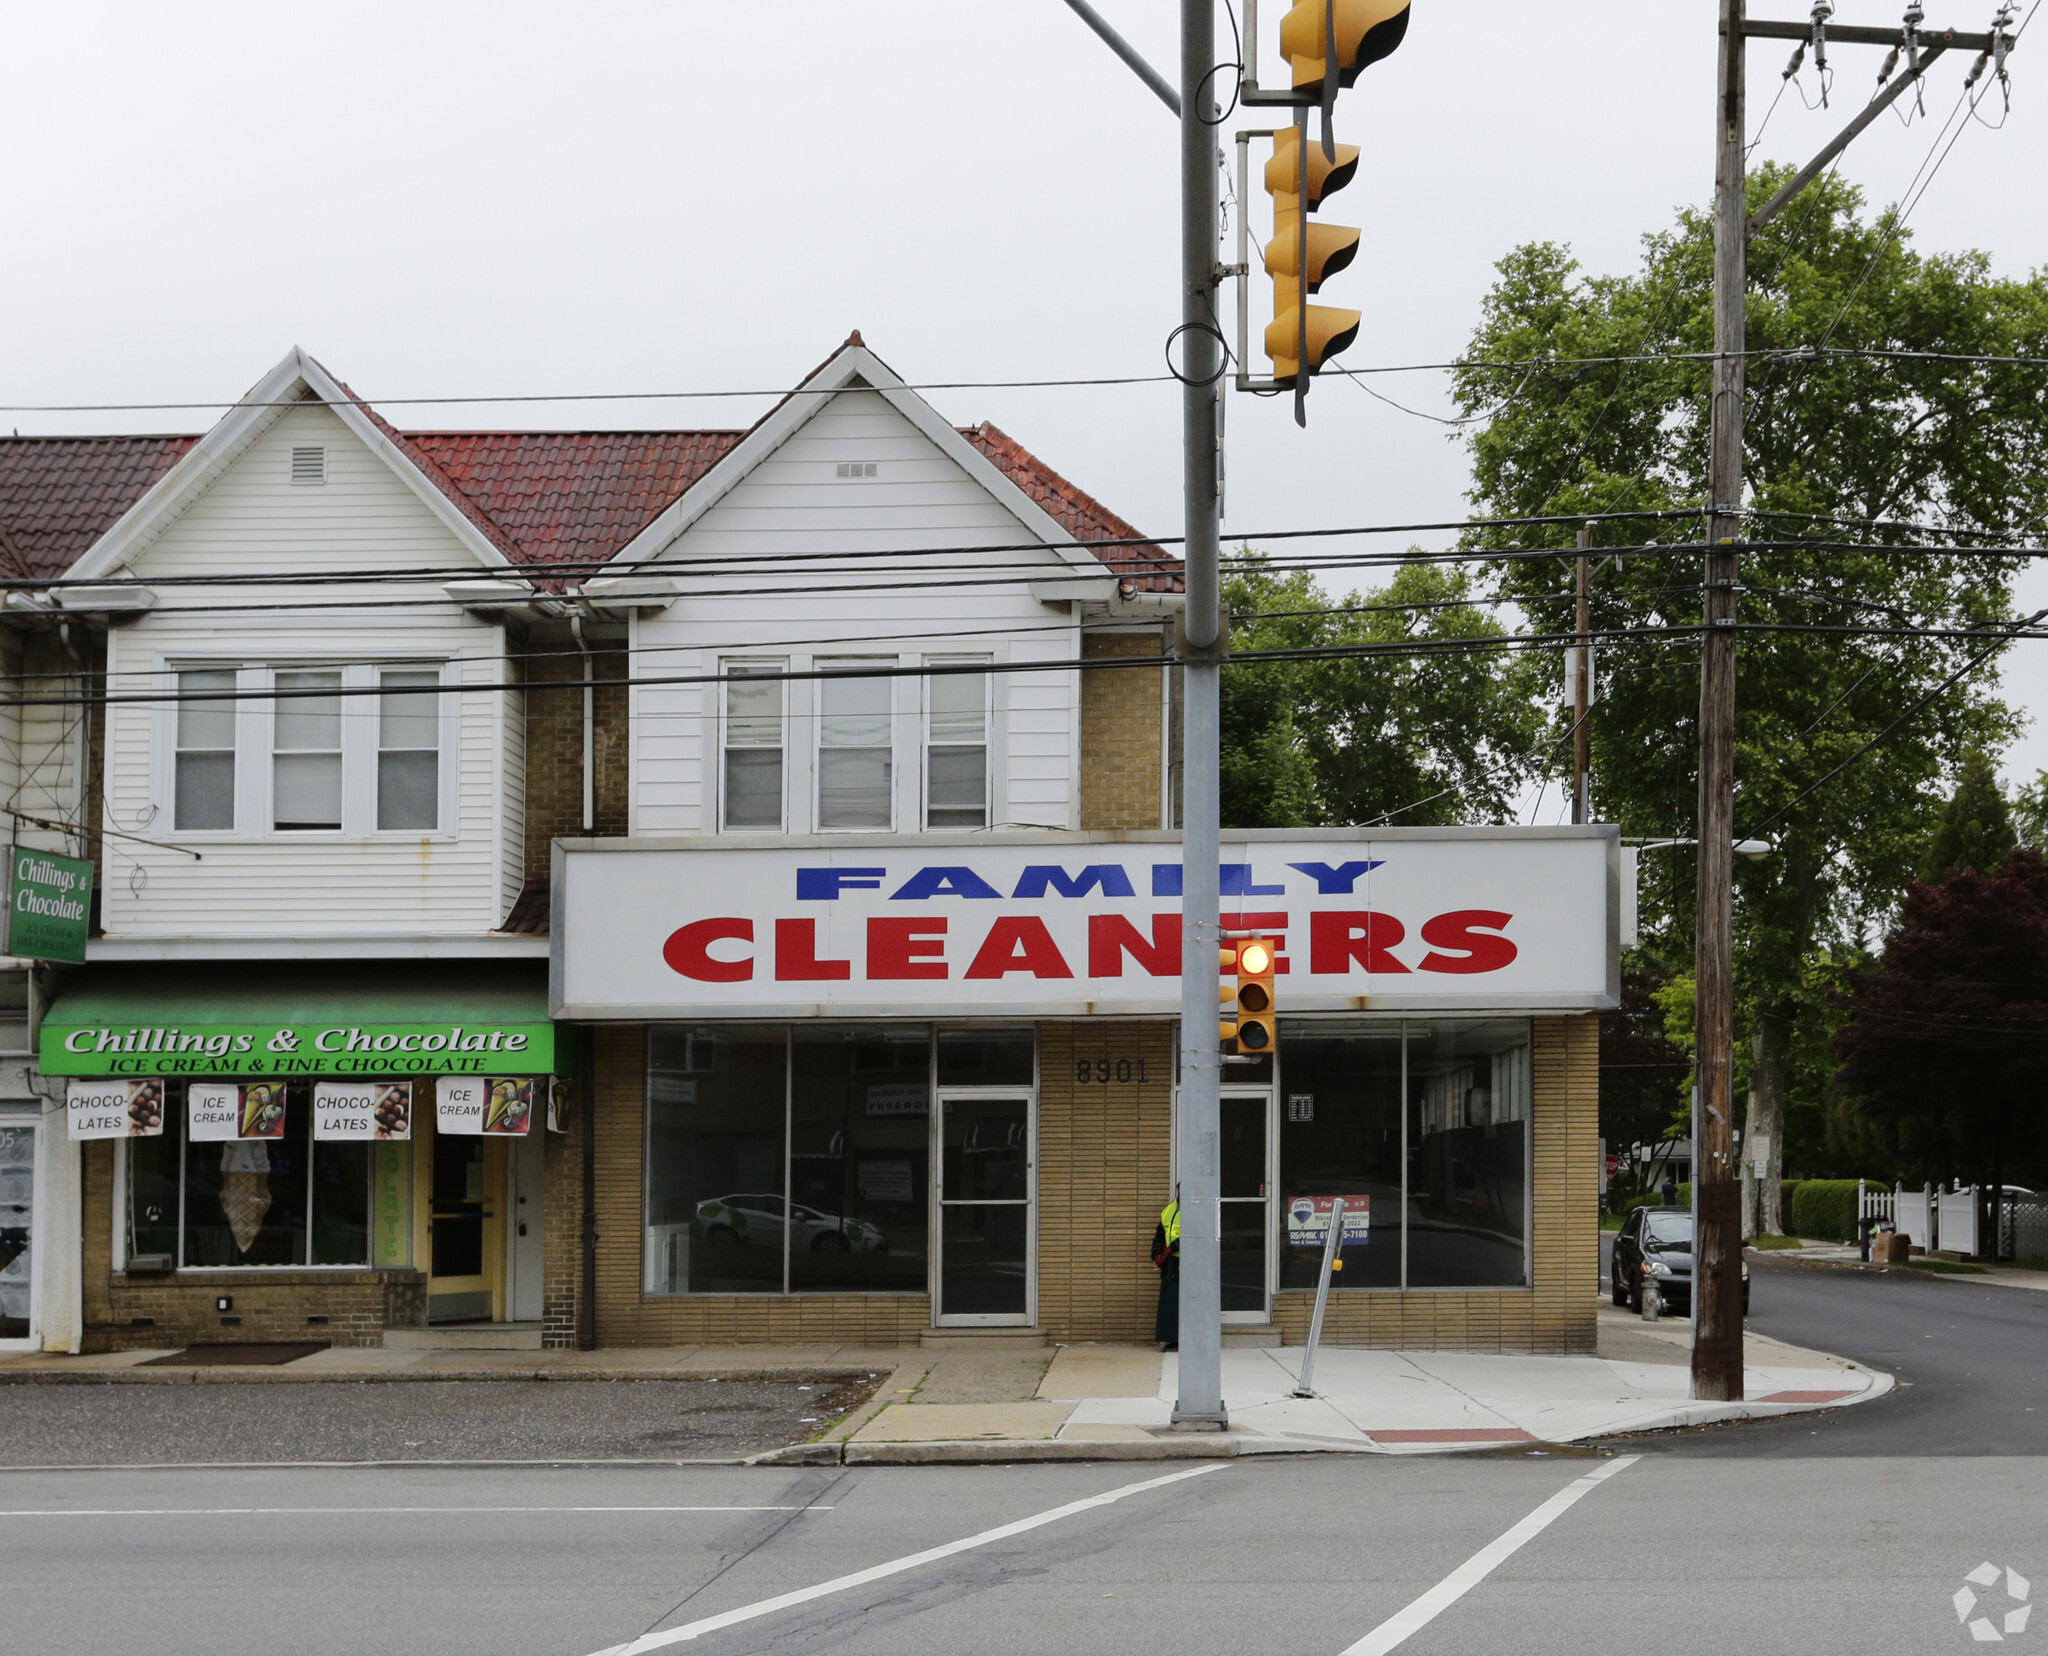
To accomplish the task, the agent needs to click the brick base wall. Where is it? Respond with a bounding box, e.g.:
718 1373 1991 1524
1079 633 1165 831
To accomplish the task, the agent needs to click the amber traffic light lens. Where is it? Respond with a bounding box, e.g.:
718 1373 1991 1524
1239 942 1273 975
1238 982 1271 1013
1238 1021 1271 1051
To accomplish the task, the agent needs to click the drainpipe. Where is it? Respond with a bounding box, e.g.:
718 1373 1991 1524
569 616 594 832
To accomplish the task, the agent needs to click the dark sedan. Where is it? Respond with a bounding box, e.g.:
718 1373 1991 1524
1611 1206 1750 1315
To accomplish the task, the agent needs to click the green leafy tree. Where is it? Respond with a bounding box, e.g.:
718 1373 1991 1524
1453 166 2048 1232
1220 560 1543 828
1920 746 2018 880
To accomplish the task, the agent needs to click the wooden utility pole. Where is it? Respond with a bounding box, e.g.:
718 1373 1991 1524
1573 526 1592 825
1694 0 1747 1403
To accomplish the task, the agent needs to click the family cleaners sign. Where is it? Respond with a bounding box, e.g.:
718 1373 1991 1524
552 828 1619 1019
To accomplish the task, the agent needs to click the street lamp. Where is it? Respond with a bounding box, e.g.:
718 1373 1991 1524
1629 837 1773 860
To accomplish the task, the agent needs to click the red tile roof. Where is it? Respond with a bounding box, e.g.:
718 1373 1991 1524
0 402 1180 594
0 435 197 582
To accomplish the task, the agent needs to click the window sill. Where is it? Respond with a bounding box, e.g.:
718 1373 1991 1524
116 1267 425 1286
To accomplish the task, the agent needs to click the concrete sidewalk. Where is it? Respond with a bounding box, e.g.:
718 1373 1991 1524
1760 1239 2048 1291
0 1311 1888 1461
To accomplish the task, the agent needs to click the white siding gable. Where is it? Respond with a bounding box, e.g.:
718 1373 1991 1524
95 402 524 939
631 389 1086 836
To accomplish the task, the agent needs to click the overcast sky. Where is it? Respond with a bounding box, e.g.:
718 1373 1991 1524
5 1 2045 795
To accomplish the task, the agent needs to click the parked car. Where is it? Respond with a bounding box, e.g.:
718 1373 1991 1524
696 1193 889 1253
1611 1207 1749 1315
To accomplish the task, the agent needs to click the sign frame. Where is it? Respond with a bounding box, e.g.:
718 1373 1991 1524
5 848 92 964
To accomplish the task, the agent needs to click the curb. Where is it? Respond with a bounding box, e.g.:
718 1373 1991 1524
751 1436 1240 1466
0 1365 881 1388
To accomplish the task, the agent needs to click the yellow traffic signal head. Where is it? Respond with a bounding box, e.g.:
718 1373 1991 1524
1279 0 1413 93
1265 300 1361 385
1263 125 1359 211
1234 937 1279 1054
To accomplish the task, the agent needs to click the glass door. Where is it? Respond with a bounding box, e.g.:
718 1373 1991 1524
935 1093 1033 1324
419 1130 504 1323
0 1122 34 1346
1220 1090 1273 1322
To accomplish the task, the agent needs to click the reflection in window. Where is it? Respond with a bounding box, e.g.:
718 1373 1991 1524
643 1028 787 1295
1277 1025 1404 1288
175 669 238 831
790 1028 930 1293
722 662 784 830
925 663 988 828
273 670 343 830
377 668 440 831
1406 1020 1530 1288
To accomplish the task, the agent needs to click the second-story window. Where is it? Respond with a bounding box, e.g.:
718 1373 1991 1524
817 660 892 830
722 661 784 831
272 670 343 831
925 661 989 829
174 669 238 831
377 669 441 831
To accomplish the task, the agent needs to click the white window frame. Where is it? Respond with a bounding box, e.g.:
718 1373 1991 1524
922 656 992 831
156 658 457 842
814 657 898 833
718 658 789 834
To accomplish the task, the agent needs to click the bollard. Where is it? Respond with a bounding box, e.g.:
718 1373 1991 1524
1292 1197 1346 1399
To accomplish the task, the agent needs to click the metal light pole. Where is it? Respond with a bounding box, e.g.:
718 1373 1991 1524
1173 0 1227 1428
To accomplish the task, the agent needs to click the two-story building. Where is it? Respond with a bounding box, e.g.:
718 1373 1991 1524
1 335 1612 1358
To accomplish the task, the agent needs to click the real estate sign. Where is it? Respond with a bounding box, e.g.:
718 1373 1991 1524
552 828 1621 1020
5 849 91 963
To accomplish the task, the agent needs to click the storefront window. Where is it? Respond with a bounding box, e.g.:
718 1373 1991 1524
790 1027 929 1293
1406 1020 1530 1288
644 1027 787 1294
124 1083 371 1268
1275 1018 1530 1290
646 1024 982 1298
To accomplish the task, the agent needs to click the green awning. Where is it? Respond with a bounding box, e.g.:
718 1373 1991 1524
41 962 562 1078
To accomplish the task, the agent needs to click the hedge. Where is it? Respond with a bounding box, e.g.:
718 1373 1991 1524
1789 1180 1864 1243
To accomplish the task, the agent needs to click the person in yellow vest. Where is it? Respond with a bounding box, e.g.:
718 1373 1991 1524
1150 1188 1180 1351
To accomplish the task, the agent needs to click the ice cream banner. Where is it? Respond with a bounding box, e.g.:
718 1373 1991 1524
67 1078 165 1140
188 1082 242 1141
312 1081 412 1141
1285 1194 1371 1248
237 1082 288 1140
437 1076 536 1137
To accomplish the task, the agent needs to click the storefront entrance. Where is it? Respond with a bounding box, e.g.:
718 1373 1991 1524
0 1118 36 1346
1220 1087 1273 1323
935 1091 1034 1325
423 1130 500 1323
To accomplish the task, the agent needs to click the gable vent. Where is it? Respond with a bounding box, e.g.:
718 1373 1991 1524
290 445 328 486
835 461 879 479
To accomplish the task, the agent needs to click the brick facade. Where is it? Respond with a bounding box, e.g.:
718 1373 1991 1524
523 625 629 879
1079 631 1166 831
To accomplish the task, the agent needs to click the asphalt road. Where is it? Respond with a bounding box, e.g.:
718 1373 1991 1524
6 1271 2042 1656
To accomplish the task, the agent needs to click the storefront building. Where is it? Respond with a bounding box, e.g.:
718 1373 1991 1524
549 830 1614 1352
46 963 563 1349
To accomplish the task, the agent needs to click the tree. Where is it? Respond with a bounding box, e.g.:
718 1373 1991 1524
1919 746 2016 882
1452 166 2048 1235
1220 560 1543 829
1834 848 2048 1191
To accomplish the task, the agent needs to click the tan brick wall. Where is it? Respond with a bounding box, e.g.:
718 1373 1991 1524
1036 1020 1172 1341
542 1085 585 1348
79 1142 425 1352
524 629 629 880
1079 632 1165 831
1269 1013 1600 1353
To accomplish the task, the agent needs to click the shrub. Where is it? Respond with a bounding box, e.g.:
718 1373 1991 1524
1789 1179 1865 1242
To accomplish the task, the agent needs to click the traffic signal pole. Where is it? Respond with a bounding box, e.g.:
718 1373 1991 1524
1173 0 1228 1428
1693 0 1746 1404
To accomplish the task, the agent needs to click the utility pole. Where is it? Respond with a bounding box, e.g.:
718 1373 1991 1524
1172 0 1227 1428
1694 0 1747 1404
1572 526 1591 825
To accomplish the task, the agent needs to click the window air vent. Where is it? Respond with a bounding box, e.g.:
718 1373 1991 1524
835 461 879 479
290 445 328 486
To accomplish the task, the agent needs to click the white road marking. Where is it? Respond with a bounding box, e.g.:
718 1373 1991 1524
1340 1455 1641 1655
0 1506 830 1517
588 1463 1227 1655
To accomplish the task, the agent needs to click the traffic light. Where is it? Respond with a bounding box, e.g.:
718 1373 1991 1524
1277 0 1412 103
1263 122 1362 409
1234 938 1279 1055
